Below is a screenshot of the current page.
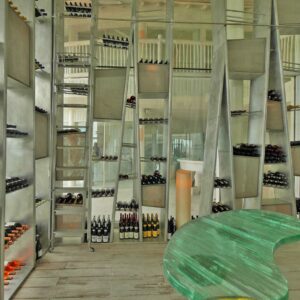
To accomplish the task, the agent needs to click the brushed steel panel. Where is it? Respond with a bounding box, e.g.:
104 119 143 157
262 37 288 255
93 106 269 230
93 68 126 120
228 39 266 80
7 5 31 86
35 112 49 159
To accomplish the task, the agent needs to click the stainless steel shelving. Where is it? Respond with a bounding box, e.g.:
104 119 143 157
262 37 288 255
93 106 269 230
0 0 36 299
50 0 92 248
200 0 296 216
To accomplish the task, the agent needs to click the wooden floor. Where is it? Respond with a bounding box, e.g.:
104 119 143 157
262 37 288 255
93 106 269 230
13 241 300 300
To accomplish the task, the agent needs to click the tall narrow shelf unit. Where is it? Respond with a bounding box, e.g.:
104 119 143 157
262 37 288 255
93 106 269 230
88 0 136 244
200 0 296 216
35 0 52 256
51 1 92 247
0 0 36 299
133 0 174 242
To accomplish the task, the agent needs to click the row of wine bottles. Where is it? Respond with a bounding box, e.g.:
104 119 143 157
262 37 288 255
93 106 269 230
102 35 129 49
57 128 81 135
139 118 168 125
65 1 92 17
139 59 168 65
141 171 166 185
116 199 139 211
149 156 167 162
35 59 45 70
6 124 28 137
6 177 29 193
142 213 160 238
92 188 114 198
214 178 230 188
56 193 83 205
233 143 287 163
35 106 47 114
119 174 130 180
263 171 288 187
212 202 231 213
119 213 139 240
91 215 111 243
4 222 29 250
265 144 286 163
7 0 27 21
4 260 25 286
97 155 118 161
233 144 260 157
59 85 88 96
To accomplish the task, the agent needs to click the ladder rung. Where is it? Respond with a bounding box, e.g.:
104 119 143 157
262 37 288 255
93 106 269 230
54 230 86 237
57 104 89 108
122 143 137 148
55 207 87 215
56 166 87 170
53 187 86 193
56 146 87 149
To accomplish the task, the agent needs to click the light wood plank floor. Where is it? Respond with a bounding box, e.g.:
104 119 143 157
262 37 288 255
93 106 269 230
12 241 300 300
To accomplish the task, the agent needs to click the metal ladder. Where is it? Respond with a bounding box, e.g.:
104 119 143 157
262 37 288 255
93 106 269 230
50 0 92 248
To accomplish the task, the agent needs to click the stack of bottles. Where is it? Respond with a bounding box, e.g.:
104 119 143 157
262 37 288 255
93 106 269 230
4 222 29 250
58 84 89 96
91 215 111 243
35 106 47 114
126 96 136 108
291 141 300 147
116 199 138 211
6 124 28 137
65 1 92 17
231 109 247 116
92 188 115 198
56 193 83 205
4 260 25 286
263 171 288 188
139 59 168 64
142 213 160 239
139 118 168 124
7 0 27 21
99 155 118 161
265 144 286 163
268 89 282 101
167 216 176 240
35 59 45 70
35 6 47 17
119 213 139 240
214 178 230 188
149 156 167 162
233 143 260 157
58 53 80 64
102 34 129 49
212 202 231 213
6 177 29 193
141 171 166 185
57 128 81 134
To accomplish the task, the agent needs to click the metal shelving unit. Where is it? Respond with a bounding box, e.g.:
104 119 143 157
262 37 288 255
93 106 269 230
50 0 92 248
87 0 135 245
200 0 296 216
0 0 36 299
35 0 52 257
133 0 174 242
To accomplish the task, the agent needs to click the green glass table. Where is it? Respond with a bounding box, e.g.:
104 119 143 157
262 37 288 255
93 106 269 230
163 209 300 300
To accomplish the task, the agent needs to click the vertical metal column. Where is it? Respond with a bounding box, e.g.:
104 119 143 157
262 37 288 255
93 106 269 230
0 0 7 298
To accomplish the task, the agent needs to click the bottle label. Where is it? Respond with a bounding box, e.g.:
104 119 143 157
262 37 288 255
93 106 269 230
92 235 97 243
153 231 158 238
134 232 139 239
143 231 147 238
147 231 152 238
129 232 134 239
103 236 109 243
97 236 102 243
120 232 124 239
125 232 129 239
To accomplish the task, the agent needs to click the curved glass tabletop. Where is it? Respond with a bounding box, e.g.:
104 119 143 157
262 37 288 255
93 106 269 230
163 209 300 300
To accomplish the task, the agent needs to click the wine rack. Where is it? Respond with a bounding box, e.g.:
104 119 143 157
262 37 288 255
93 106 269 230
88 0 136 245
200 0 296 216
50 0 92 248
0 0 36 299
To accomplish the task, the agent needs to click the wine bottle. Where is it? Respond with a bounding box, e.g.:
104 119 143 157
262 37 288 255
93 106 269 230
119 214 125 240
134 214 139 240
36 234 43 259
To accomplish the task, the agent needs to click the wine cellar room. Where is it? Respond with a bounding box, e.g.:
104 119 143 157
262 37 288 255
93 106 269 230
2 0 300 299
